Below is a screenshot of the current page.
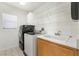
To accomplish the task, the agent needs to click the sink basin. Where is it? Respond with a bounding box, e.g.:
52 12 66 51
43 35 56 38
43 34 70 41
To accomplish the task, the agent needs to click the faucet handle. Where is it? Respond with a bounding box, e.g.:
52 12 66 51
58 31 61 33
69 35 72 38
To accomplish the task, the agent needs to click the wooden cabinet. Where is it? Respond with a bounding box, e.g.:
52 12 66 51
37 38 79 56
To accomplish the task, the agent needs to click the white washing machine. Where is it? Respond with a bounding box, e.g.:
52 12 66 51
24 33 37 56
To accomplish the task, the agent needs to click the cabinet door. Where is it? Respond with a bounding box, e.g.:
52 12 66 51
37 39 75 56
77 50 79 56
49 43 74 56
74 50 79 56
37 39 51 56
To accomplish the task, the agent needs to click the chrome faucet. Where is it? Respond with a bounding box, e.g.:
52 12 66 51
55 31 61 36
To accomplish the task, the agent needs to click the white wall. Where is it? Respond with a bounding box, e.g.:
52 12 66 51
0 3 27 50
31 2 79 36
26 12 34 25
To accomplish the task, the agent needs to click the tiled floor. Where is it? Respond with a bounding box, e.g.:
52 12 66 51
0 47 24 56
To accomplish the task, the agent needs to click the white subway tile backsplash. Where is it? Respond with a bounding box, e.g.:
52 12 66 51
32 2 79 36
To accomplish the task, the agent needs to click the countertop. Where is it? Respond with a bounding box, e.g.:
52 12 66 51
37 35 79 49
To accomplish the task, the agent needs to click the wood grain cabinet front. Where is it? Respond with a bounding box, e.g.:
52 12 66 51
37 38 79 56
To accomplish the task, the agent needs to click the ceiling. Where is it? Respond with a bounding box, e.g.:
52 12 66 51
4 2 45 12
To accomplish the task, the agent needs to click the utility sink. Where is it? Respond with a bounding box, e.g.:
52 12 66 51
43 34 69 41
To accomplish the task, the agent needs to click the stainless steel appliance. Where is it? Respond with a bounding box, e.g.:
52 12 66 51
19 25 35 54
